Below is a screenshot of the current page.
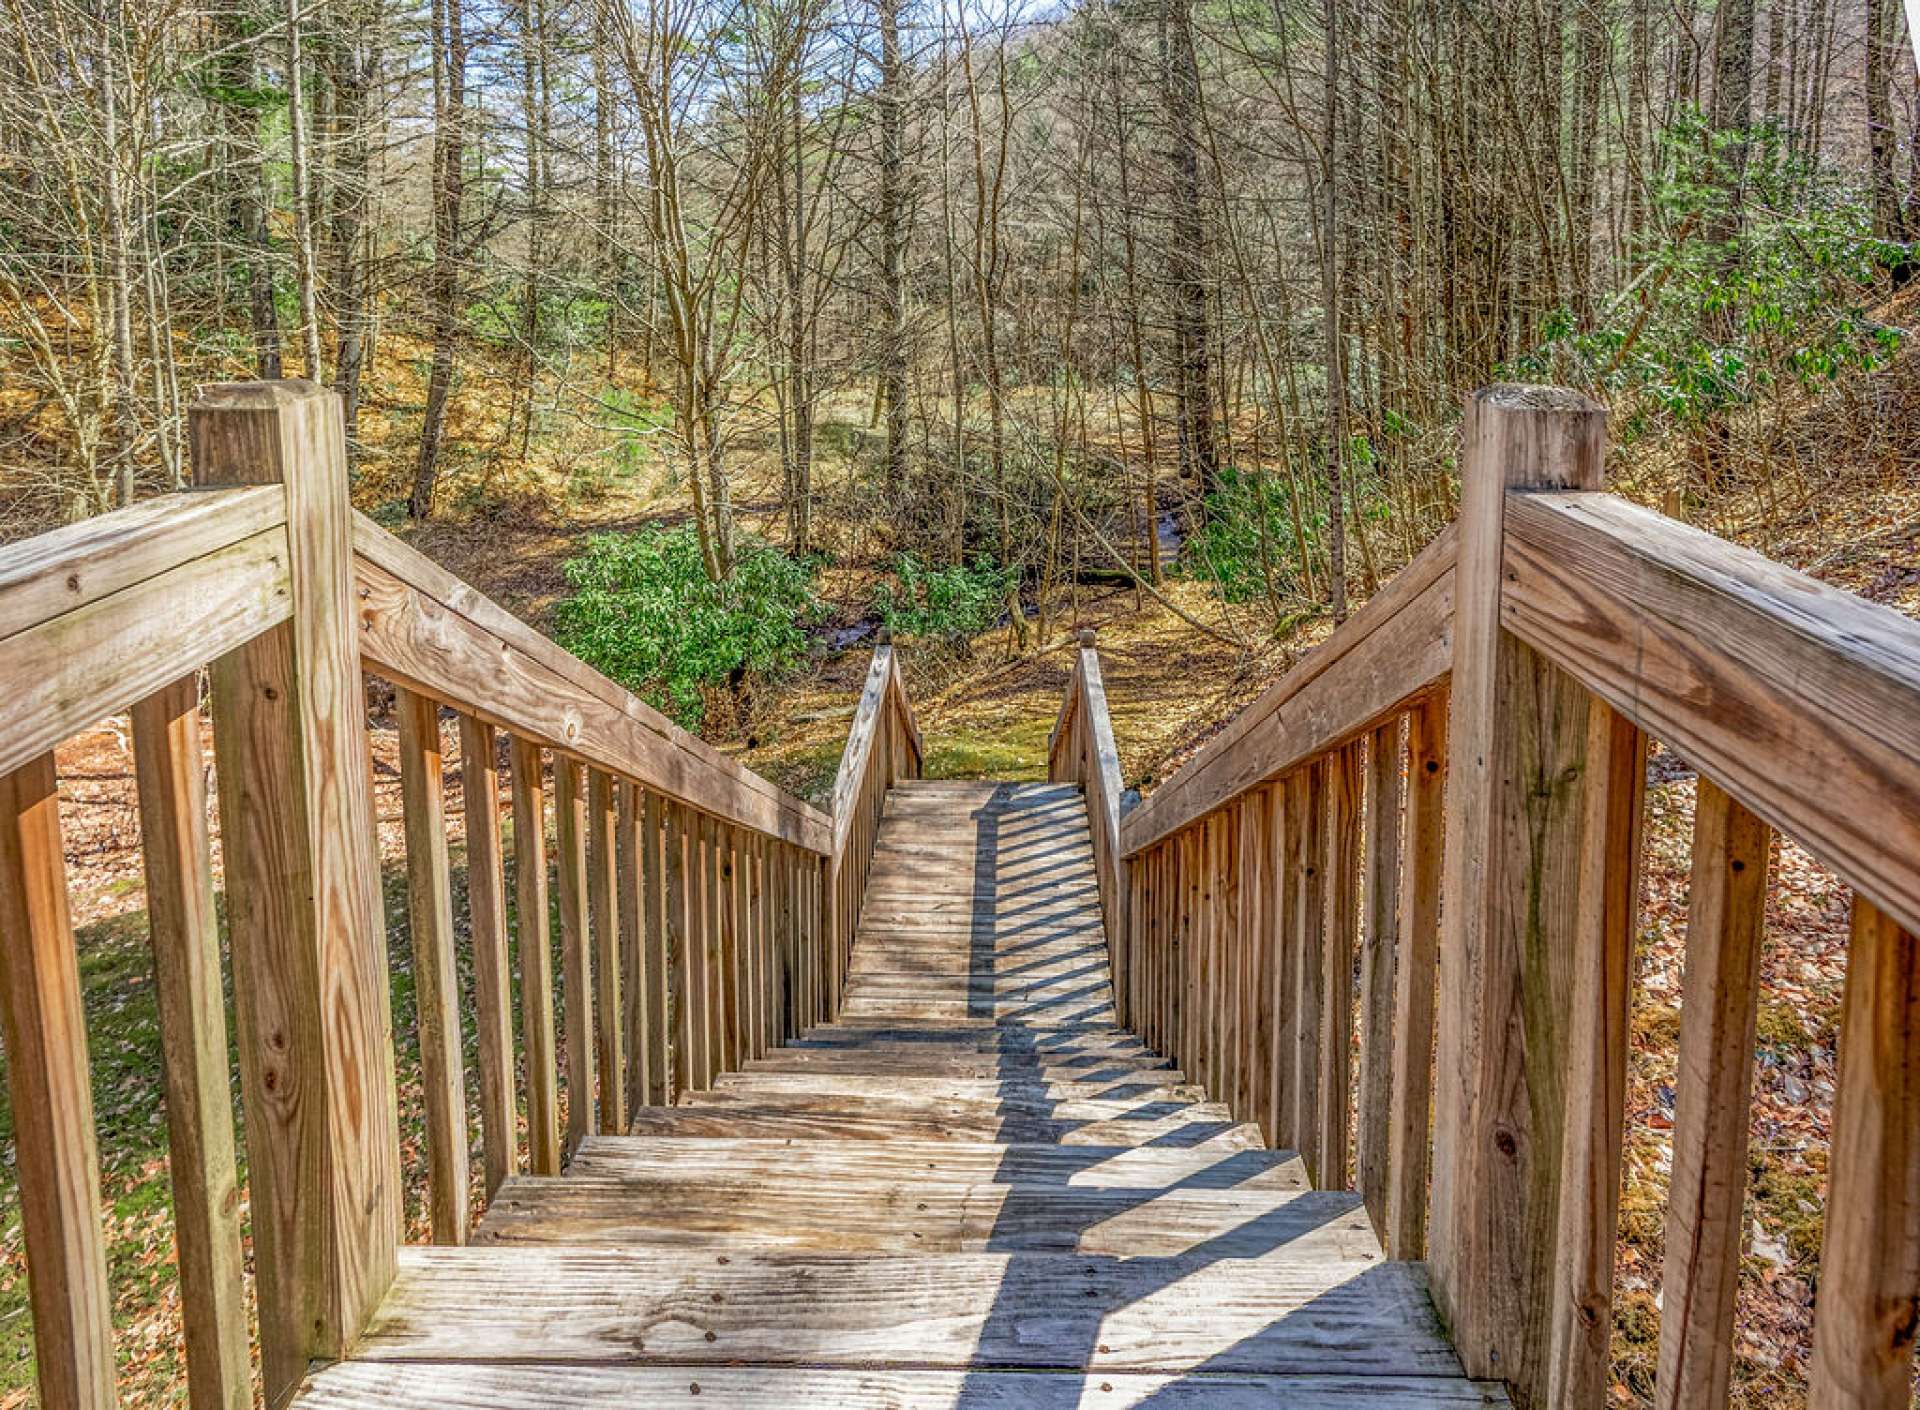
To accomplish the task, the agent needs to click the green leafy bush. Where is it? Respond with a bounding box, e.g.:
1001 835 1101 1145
873 554 1014 652
1184 466 1321 604
555 526 817 730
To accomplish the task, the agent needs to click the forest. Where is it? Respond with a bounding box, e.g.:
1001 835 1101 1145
2 0 1919 1402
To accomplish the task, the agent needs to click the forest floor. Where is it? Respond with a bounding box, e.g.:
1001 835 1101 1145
0 327 1917 1405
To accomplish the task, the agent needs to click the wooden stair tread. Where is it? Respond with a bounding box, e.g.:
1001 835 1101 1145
296 1364 1512 1407
289 777 1502 1409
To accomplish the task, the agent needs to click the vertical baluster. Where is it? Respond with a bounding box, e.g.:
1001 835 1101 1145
1655 778 1773 1409
1808 896 1920 1409
617 781 650 1121
667 801 699 1092
722 824 744 1072
458 715 518 1201
1291 762 1327 1182
510 738 561 1175
1180 825 1202 1076
1213 807 1238 1105
640 789 670 1105
1319 742 1361 1189
132 680 250 1410
0 753 115 1410
554 756 594 1157
587 768 624 1133
397 688 470 1244
699 813 726 1078
1263 781 1293 1149
1357 716 1405 1231
1274 773 1306 1152
1386 689 1447 1256
1243 786 1274 1142
1547 699 1646 1405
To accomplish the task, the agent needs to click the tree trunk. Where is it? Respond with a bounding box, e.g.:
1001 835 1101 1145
412 0 466 519
1160 0 1219 504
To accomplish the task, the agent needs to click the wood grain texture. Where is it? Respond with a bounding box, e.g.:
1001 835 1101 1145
510 738 561 1176
194 381 400 1403
553 757 594 1158
353 514 829 853
0 524 292 780
1385 691 1445 1259
1318 744 1361 1189
1357 717 1405 1240
615 782 651 1120
132 680 252 1410
459 715 518 1201
0 754 116 1410
298 1364 1510 1407
1808 899 1920 1409
1545 701 1645 1409
1428 384 1607 1402
586 769 624 1134
0 484 280 641
1654 778 1771 1410
397 688 471 1246
357 1244 1463 1376
1502 489 1920 937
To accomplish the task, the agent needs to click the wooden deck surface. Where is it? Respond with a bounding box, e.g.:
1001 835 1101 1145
292 781 1505 1408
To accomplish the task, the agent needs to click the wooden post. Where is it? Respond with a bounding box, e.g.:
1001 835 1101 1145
0 754 116 1410
617 781 650 1122
1808 898 1920 1409
396 687 469 1246
132 679 251 1410
192 380 400 1406
1319 742 1361 1188
1428 384 1608 1403
641 789 670 1104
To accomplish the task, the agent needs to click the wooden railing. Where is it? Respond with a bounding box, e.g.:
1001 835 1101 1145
1108 384 1920 1410
0 380 854 1410
824 629 923 1003
1046 628 1129 1021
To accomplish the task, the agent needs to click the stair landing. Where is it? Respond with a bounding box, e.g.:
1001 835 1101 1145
292 781 1504 1407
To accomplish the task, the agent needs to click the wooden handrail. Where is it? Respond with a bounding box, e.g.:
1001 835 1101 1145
1502 487 1920 937
1047 629 1128 1020
353 513 831 855
1118 522 1456 858
0 485 293 777
824 635 922 1013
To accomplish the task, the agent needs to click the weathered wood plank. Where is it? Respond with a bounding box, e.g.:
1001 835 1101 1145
1428 385 1608 1398
1654 778 1771 1410
1357 717 1405 1239
1546 701 1646 1408
131 679 252 1410
1503 488 1920 937
397 687 470 1246
586 768 624 1134
357 1245 1464 1377
1807 898 1920 1408
298 1363 1510 1408
1385 690 1445 1259
459 716 518 1202
0 754 116 1410
553 757 594 1158
509 738 561 1176
194 381 400 1402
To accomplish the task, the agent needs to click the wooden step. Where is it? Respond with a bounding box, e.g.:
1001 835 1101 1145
710 1070 1206 1105
342 1245 1467 1378
564 1134 1308 1190
623 1097 1262 1147
297 1363 1511 1407
741 1047 1183 1080
474 1177 1359 1256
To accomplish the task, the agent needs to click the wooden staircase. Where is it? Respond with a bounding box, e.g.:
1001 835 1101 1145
292 781 1504 1407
